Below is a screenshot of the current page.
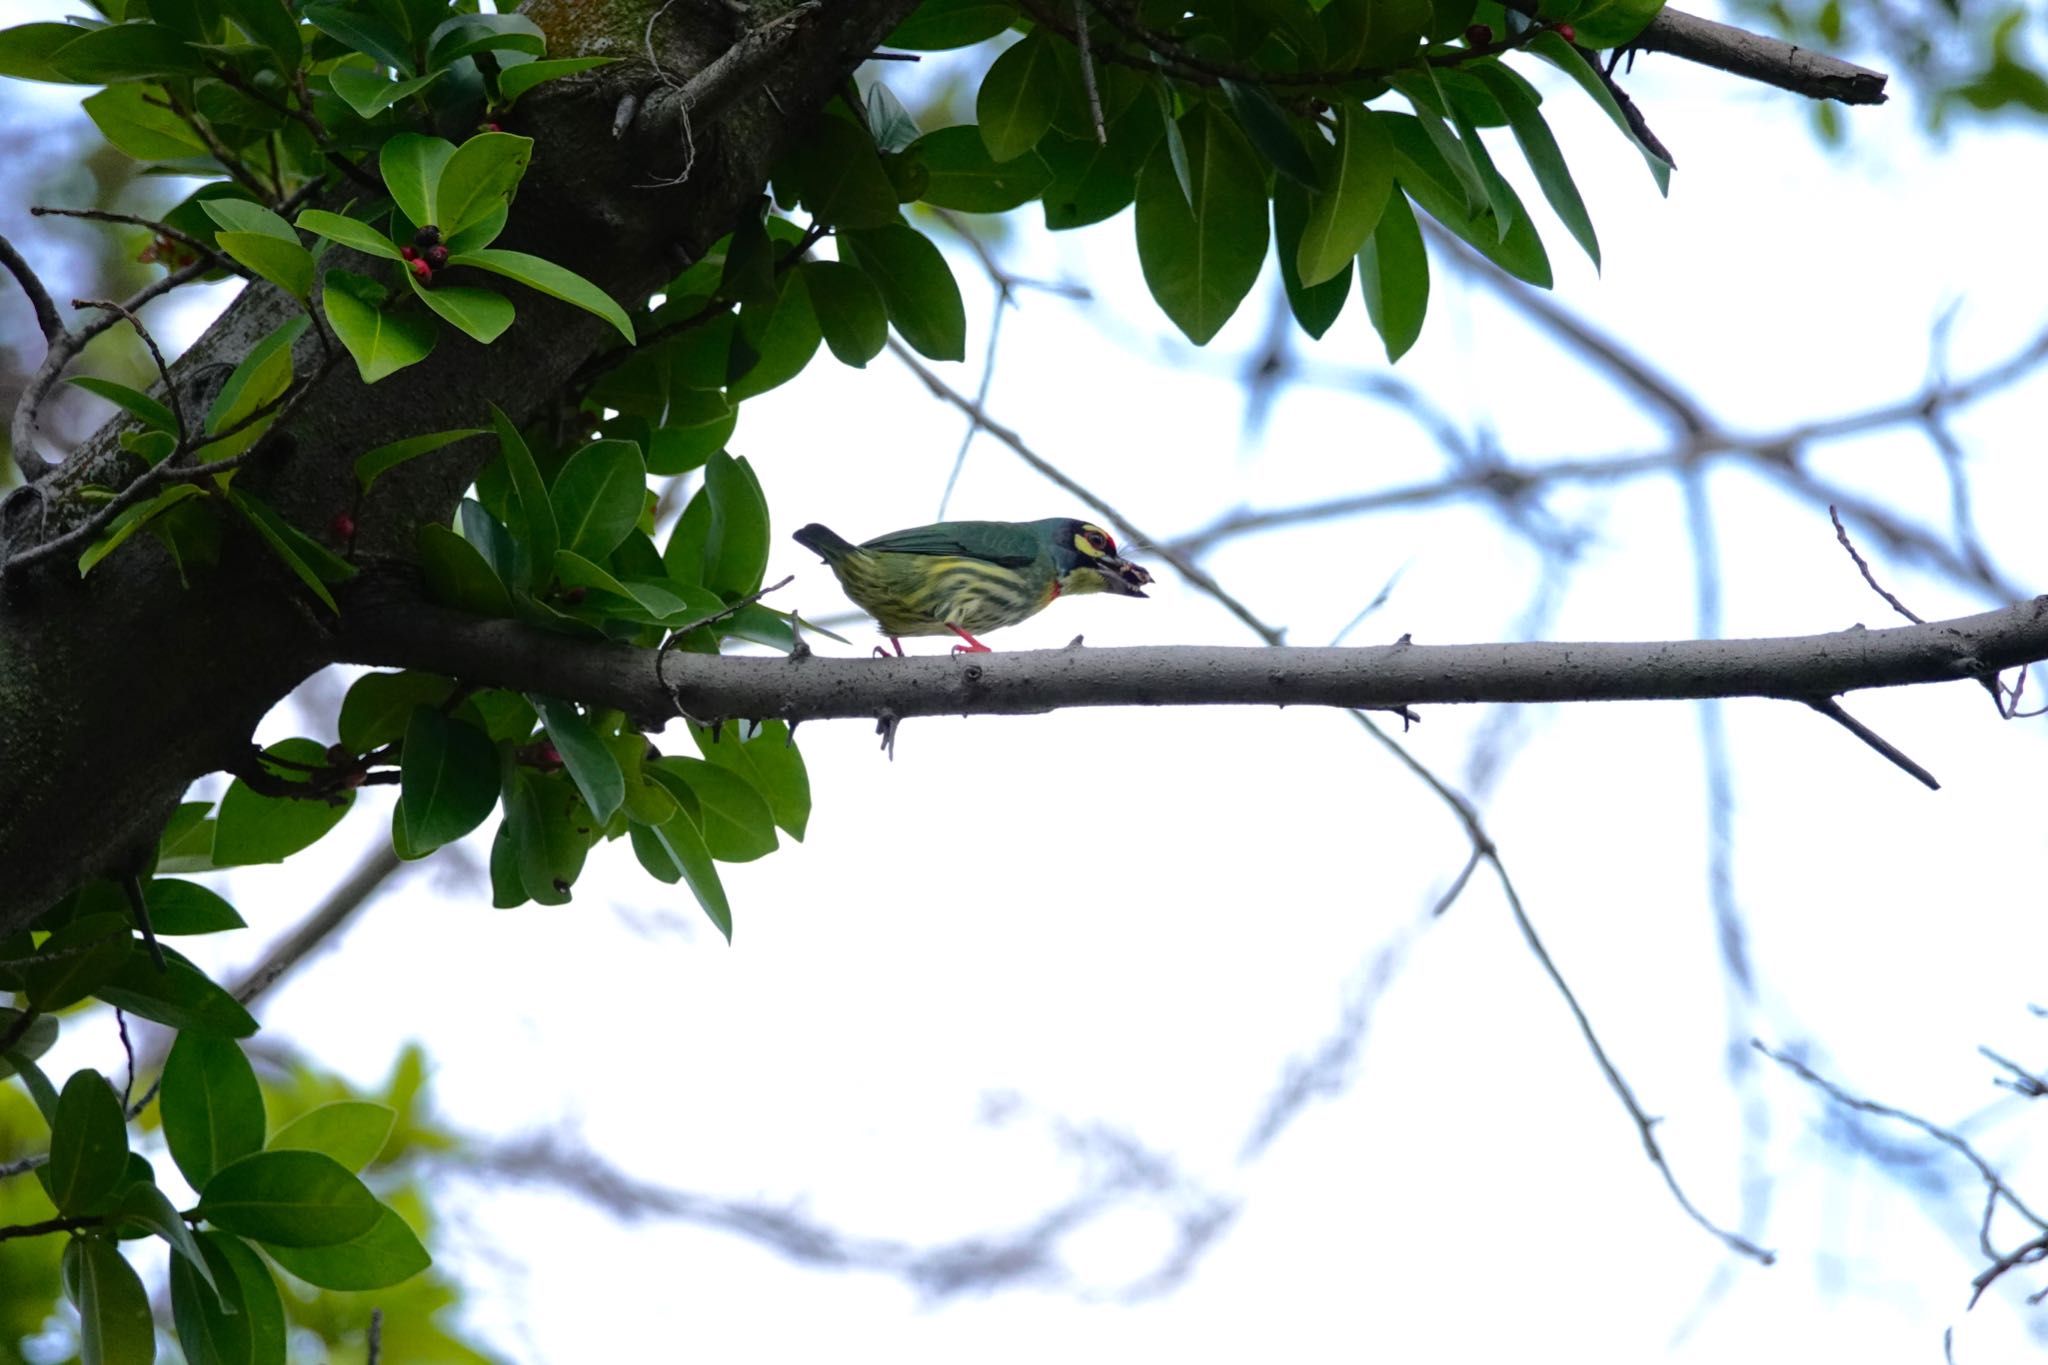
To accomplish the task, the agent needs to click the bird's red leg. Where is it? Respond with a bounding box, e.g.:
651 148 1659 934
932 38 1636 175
871 636 907 659
947 625 993 654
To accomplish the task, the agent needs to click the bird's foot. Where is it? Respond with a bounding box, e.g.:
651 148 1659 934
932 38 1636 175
946 625 992 654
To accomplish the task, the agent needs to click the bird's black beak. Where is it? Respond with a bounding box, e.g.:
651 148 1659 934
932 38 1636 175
1102 555 1151 598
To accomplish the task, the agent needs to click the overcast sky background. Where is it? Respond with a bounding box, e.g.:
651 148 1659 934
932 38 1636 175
12 3 2048 1361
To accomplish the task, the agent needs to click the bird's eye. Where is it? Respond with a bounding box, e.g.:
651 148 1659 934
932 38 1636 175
1086 529 1110 552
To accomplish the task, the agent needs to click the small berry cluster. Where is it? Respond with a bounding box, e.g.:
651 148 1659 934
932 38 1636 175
399 224 450 284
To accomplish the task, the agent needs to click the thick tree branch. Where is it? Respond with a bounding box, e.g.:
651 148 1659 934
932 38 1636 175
1631 7 1888 104
337 594 2048 725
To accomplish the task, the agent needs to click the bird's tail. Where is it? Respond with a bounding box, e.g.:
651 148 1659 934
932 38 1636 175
792 523 859 563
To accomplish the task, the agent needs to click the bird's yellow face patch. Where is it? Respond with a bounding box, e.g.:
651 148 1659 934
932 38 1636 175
1072 524 1117 559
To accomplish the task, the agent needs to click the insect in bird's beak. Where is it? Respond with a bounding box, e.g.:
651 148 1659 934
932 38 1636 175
1103 555 1152 597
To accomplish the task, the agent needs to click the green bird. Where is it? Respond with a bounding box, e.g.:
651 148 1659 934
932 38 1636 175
792 518 1153 654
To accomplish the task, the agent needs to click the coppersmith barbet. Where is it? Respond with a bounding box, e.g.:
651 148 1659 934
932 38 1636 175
792 518 1153 654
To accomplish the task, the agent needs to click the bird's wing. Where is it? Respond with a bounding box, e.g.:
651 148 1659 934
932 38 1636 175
859 521 1041 568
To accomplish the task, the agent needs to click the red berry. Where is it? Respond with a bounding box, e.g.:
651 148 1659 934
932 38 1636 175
1464 23 1491 45
540 744 561 766
330 512 356 540
482 121 502 133
424 244 450 270
408 257 433 282
562 586 587 605
1554 22 1575 40
400 245 417 260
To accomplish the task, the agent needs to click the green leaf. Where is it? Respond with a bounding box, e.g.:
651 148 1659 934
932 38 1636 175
533 697 625 825
886 0 1017 49
157 801 216 874
64 1238 155 1365
0 1007 60 1080
434 131 534 236
120 429 178 468
8 1052 59 1124
427 11 545 67
295 209 403 261
269 1101 396 1173
977 31 1060 163
1527 31 1671 194
445 248 635 343
1039 114 1149 231
218 0 302 66
380 132 456 228
266 1203 430 1290
551 439 648 560
1134 103 1270 345
499 769 588 906
726 269 822 400
632 799 732 941
114 1182 219 1297
643 389 735 474
1359 188 1429 361
203 315 307 439
49 1070 130 1214
77 484 204 578
692 719 810 838
322 269 437 382
866 81 923 154
801 260 888 367
213 737 354 864
217 230 315 300
339 670 455 752
69 376 176 433
95 946 259 1039
419 523 514 615
25 915 134 1013
328 64 443 119
791 116 901 229
838 224 966 361
663 486 711 587
1563 0 1668 49
83 82 209 158
196 1149 381 1247
406 270 515 343
225 488 346 614
648 758 777 861
0 23 88 83
1273 180 1349 341
201 200 298 241
162 1032 265 1191
355 427 485 491
172 1232 287 1365
1298 102 1394 287
914 125 1053 213
140 879 245 935
492 403 558 593
499 55 617 105
702 450 770 598
1469 62 1598 268
1384 110 1550 286
398 706 500 855
52 21 206 82
1220 79 1318 188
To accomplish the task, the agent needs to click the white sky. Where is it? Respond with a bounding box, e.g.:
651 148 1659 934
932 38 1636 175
13 5 2048 1363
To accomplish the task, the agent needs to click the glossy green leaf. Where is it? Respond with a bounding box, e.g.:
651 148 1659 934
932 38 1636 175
406 269 515 343
1134 104 1269 345
83 82 208 158
802 260 888 367
51 21 206 82
499 55 617 104
380 132 456 228
1383 111 1550 286
329 64 443 119
977 30 1060 163
162 1032 265 1191
196 1149 381 1247
217 230 315 301
1563 0 1668 49
201 200 297 241
269 1101 396 1173
49 1070 129 1214
204 315 307 438
355 426 485 490
726 269 822 400
295 209 403 261
663 485 711 587
838 223 966 361
435 131 534 236
225 488 349 614
492 403 558 593
692 719 810 838
323 269 436 382
500 768 588 906
632 799 732 941
533 696 625 825
0 1007 60 1081
1220 79 1318 187
114 1182 218 1296
648 758 777 862
267 1203 430 1290
419 522 514 615
0 23 86 83
96 947 259 1038
644 389 735 474
1298 102 1394 287
399 706 500 855
77 484 204 578
213 737 354 864
702 450 770 598
141 878 245 935
1470 62 1599 267
339 670 455 752
866 80 923 153
1360 187 1429 361
69 375 176 433
446 248 635 342
792 116 901 229
552 439 647 560
915 124 1054 213
172 1232 287 1365
25 915 134 1012
886 0 1017 49
64 1237 155 1365
1273 180 1349 341
218 0 302 65
427 11 544 67
1526 32 1670 193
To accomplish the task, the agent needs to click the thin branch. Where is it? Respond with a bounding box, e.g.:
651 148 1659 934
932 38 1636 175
1829 504 1924 625
76 297 187 448
1802 696 1941 790
0 231 63 343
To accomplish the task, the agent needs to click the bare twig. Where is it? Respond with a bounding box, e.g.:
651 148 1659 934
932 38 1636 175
1829 504 1924 625
1802 695 1941 789
0 231 63 343
76 297 187 448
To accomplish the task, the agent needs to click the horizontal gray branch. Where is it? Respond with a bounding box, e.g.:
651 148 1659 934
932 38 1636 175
336 595 2048 724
